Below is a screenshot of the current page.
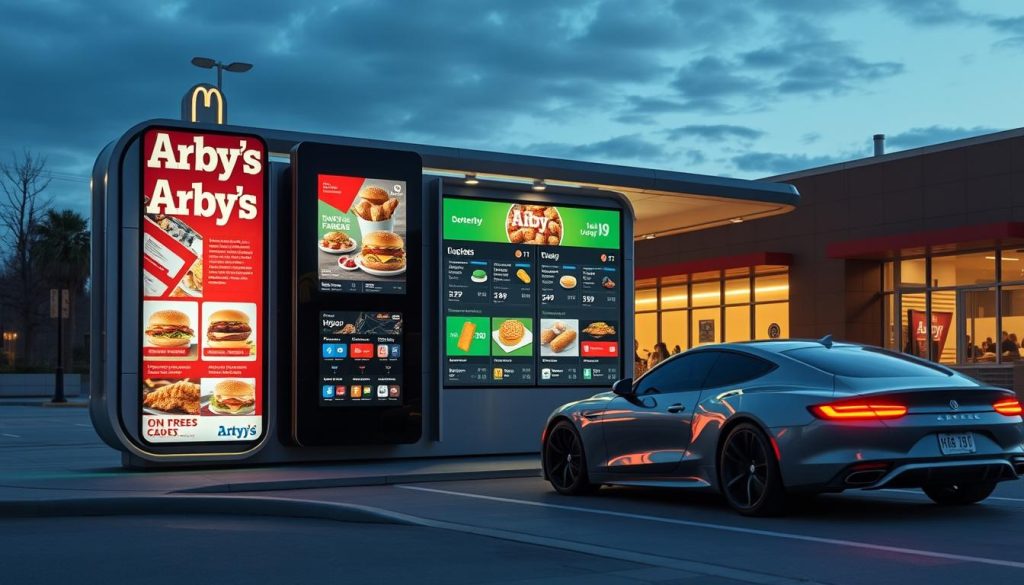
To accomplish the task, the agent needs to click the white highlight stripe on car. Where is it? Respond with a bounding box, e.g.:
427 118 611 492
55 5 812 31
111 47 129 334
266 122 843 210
398 485 1024 570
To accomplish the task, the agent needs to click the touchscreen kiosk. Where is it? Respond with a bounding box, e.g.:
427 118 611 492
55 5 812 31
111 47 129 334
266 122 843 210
291 142 422 446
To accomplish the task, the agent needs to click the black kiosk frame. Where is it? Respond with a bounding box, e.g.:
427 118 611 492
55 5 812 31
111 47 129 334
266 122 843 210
290 142 424 445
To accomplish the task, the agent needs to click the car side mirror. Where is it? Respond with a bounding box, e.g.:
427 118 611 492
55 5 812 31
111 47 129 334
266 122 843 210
612 377 634 396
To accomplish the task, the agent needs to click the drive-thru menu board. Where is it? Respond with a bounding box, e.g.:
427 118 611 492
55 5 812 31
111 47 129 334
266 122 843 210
443 197 621 386
140 129 264 444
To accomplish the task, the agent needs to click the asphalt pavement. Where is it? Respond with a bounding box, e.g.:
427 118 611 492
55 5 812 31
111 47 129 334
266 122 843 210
4 403 1024 585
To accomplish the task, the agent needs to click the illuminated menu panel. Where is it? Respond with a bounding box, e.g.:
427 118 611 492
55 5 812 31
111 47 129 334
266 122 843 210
316 174 407 295
319 311 404 406
442 198 622 387
139 129 265 444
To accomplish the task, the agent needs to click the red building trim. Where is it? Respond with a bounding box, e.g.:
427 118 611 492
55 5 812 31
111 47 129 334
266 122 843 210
636 252 793 280
827 222 1024 259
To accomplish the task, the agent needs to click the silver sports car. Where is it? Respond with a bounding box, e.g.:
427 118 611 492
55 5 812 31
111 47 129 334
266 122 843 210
542 338 1024 515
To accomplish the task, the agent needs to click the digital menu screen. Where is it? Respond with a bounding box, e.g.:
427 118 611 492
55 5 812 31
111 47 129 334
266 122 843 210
442 197 621 387
317 174 406 294
139 128 265 444
319 311 403 406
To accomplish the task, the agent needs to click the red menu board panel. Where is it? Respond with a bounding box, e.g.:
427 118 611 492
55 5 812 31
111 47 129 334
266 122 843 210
139 128 265 444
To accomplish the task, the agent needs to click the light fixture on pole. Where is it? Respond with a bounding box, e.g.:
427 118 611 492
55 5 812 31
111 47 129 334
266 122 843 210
190 57 253 89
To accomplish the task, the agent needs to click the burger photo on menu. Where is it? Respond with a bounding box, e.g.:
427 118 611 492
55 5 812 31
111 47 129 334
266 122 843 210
142 302 198 360
490 317 534 355
203 378 256 416
201 303 257 361
358 231 406 276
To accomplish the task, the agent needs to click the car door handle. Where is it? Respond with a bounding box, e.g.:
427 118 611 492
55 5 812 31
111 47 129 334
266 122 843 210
666 404 685 413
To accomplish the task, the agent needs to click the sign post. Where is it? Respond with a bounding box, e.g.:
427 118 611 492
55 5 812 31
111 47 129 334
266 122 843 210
50 288 68 403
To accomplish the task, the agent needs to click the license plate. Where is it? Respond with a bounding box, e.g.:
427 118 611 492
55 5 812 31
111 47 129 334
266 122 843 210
938 432 976 455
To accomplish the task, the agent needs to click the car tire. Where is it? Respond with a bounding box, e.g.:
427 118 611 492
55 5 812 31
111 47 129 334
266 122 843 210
718 422 787 516
923 482 997 506
544 420 598 496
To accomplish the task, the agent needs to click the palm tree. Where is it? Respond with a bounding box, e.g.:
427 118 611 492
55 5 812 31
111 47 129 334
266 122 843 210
33 209 89 372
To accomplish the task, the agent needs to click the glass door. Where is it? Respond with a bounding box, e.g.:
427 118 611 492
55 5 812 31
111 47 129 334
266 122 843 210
958 288 996 364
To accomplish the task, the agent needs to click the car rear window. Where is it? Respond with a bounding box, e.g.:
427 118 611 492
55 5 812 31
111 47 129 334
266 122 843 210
783 347 951 378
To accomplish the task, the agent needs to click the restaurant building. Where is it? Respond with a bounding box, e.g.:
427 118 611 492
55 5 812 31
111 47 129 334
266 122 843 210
635 128 1024 389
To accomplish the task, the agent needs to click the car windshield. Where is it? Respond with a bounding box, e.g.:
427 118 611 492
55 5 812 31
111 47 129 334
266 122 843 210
783 346 951 378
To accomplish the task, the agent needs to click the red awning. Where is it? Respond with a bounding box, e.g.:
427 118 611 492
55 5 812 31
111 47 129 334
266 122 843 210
636 252 792 280
827 222 1024 260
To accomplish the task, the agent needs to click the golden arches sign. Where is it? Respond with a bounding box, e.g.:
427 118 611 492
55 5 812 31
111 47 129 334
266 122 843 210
180 83 227 125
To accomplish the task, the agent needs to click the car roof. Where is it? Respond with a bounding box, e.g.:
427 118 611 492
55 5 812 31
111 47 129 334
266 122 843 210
714 339 863 354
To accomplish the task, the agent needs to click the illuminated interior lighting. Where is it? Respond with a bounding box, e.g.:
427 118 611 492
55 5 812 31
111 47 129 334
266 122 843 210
643 234 656 240
464 173 479 185
655 284 789 304
986 256 1019 261
532 179 547 191
729 217 744 224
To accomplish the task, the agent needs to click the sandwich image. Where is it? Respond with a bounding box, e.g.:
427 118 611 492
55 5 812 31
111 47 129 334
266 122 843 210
360 231 406 272
208 379 256 415
145 310 194 347
498 319 525 346
206 309 252 348
358 186 390 205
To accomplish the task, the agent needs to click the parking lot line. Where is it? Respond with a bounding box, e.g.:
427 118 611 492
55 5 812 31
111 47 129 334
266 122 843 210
398 485 1024 570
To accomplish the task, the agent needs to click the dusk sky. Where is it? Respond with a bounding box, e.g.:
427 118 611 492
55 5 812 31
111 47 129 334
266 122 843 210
2 0 1023 214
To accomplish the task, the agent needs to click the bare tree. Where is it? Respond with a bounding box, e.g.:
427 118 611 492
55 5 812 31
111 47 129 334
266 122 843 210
0 150 53 365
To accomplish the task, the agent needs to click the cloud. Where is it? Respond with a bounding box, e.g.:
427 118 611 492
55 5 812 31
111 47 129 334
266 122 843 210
662 124 764 142
740 27 904 95
878 0 978 25
732 151 846 175
885 125 1000 150
987 16 1024 48
526 134 669 163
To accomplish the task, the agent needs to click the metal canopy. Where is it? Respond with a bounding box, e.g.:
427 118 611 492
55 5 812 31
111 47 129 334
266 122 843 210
255 125 799 240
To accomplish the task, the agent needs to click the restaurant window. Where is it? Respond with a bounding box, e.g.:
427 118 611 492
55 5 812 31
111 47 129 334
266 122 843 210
882 247 1024 366
633 267 789 355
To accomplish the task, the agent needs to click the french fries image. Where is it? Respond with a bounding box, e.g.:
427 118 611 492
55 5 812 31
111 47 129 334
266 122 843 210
457 321 476 352
353 194 401 221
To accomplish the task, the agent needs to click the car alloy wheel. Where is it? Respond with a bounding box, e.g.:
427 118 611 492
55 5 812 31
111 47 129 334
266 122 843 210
544 421 597 495
719 423 786 516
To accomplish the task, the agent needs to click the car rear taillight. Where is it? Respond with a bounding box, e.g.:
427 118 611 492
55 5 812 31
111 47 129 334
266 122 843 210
810 402 908 420
994 398 1023 416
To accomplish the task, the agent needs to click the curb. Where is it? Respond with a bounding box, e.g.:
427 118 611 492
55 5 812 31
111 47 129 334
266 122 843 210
175 467 543 493
0 495 417 525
